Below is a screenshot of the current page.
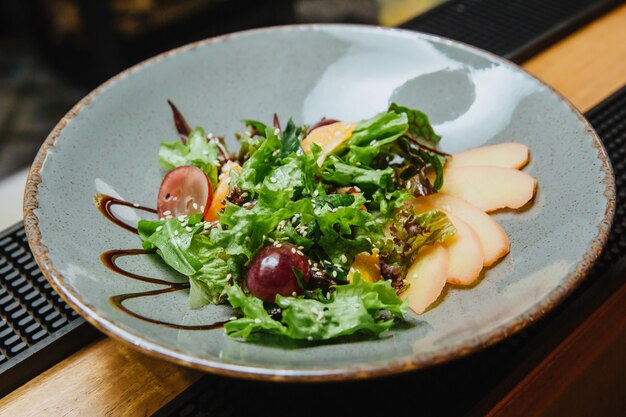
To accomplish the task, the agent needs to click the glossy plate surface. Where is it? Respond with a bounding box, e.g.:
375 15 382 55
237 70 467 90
24 25 614 381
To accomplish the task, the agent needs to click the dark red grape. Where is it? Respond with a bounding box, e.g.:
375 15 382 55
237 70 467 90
306 118 339 135
246 243 310 302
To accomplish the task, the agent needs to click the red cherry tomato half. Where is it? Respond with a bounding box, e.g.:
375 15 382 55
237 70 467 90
157 166 212 219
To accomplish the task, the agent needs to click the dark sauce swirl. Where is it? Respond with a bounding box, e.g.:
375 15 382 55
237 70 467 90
96 194 227 331
95 193 156 234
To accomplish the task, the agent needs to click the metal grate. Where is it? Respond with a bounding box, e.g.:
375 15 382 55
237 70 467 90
401 0 622 63
0 223 100 396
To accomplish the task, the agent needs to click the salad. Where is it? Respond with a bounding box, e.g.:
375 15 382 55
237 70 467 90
135 101 536 341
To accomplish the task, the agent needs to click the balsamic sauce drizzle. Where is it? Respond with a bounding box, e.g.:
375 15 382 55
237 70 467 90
97 194 226 330
95 193 156 234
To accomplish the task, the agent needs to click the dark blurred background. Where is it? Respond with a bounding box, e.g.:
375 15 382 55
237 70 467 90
0 0 443 180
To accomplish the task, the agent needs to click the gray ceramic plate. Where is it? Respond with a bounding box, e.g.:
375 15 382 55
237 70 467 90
24 25 614 381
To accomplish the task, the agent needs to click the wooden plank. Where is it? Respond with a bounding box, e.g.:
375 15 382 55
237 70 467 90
1 6 626 416
523 3 626 112
0 339 201 417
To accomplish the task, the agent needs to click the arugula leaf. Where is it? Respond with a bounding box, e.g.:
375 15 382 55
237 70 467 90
280 119 303 157
158 127 220 187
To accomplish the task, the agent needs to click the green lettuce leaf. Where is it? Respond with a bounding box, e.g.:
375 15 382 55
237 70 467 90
321 155 394 191
225 274 407 340
137 214 204 276
188 235 231 307
343 111 408 166
138 215 231 308
389 102 441 146
158 127 220 187
224 284 288 338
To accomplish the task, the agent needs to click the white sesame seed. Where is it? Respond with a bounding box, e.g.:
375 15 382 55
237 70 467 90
177 215 186 221
159 217 165 221
313 190 319 196
340 255 348 263
163 210 171 216
229 316 237 321
200 205 205 211
185 226 192 232
268 237 275 243
296 250 304 256
269 177 277 183
291 248 296 254
272 149 280 156
332 271 337 278
274 128 280 135
207 133 214 139
174 230 179 236
192 202 198 209
203 222 211 229
132 203 139 208
156 226 163 232
292 292 297 297
298 246 304 250
254 318 261 324
275 243 282 248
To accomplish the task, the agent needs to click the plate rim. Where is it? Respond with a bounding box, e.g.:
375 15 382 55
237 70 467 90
23 23 616 382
